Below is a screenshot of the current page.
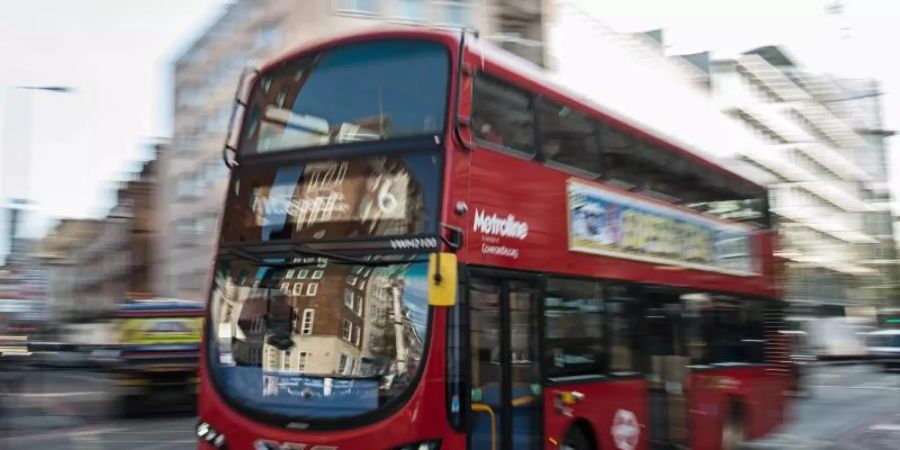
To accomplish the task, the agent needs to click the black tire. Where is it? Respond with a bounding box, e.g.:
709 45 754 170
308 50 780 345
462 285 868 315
561 426 593 450
721 403 746 450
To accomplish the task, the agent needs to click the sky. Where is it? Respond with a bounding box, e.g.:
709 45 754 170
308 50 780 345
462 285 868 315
0 0 228 258
1 0 898 260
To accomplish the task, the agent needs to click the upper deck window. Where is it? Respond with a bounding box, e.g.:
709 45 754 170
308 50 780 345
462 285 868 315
240 40 449 155
471 71 769 228
472 73 536 156
538 98 603 174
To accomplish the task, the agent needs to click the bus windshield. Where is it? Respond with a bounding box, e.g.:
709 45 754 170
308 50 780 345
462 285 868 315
240 40 449 155
208 255 430 421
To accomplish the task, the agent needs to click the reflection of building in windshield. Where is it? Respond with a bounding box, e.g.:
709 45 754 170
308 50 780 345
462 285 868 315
209 258 424 383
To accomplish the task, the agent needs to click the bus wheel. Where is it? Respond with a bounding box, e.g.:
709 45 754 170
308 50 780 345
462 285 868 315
561 425 592 450
721 403 746 450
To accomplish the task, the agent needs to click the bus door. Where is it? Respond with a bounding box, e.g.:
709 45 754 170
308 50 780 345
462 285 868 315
468 272 542 450
642 289 689 449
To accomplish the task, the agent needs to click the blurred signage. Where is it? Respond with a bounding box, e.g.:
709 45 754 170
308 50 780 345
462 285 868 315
119 317 202 345
567 179 758 275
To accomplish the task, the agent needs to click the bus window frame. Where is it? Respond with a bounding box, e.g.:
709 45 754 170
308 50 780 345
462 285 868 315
233 37 455 163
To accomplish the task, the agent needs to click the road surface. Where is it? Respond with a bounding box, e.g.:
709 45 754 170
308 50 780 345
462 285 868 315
0 363 896 449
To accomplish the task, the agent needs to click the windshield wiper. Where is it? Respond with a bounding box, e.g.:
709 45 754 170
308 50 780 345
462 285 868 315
291 244 428 267
222 244 427 268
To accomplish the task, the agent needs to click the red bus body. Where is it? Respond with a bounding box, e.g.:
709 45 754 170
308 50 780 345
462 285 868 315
198 28 788 450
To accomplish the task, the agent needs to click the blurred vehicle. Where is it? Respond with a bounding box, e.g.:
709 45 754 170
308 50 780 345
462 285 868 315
866 329 900 372
779 330 815 397
28 341 94 369
94 298 204 416
802 317 868 361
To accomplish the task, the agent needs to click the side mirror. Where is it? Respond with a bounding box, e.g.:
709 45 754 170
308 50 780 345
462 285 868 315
428 252 458 307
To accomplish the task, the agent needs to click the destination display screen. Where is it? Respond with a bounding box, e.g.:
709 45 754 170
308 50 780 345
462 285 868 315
221 154 440 243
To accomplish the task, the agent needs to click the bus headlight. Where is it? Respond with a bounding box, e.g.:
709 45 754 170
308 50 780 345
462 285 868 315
392 440 440 450
196 421 228 448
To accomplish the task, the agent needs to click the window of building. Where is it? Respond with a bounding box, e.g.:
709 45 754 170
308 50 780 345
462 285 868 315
436 0 472 26
300 308 315 335
342 319 353 342
472 73 536 155
254 25 282 52
335 0 379 15
395 0 425 21
354 295 364 316
297 352 309 371
306 282 319 297
538 98 603 174
338 353 349 373
344 290 354 309
353 324 361 346
176 174 194 198
267 348 278 368
283 350 292 370
544 278 605 377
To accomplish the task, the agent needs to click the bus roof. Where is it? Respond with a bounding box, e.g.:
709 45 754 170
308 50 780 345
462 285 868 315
259 27 763 193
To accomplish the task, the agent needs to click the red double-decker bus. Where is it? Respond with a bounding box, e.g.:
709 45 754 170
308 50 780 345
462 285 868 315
197 28 789 450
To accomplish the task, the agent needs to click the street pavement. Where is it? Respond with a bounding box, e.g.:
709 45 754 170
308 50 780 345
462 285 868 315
0 368 195 449
747 363 900 450
0 364 897 449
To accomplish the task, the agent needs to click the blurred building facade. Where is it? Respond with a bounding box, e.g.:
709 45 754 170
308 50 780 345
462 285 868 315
0 201 52 325
162 0 542 300
542 1 894 312
32 218 101 319
36 146 164 319
829 77 898 308
710 47 894 312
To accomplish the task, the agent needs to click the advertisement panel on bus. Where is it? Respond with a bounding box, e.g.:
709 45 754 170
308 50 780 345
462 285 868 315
567 179 758 276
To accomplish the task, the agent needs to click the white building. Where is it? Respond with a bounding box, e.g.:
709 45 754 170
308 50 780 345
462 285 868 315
710 47 884 310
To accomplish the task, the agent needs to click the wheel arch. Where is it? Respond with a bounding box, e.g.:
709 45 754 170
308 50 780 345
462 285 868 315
565 418 599 450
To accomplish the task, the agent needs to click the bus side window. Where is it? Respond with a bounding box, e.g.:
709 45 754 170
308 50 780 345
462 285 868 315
683 294 766 365
606 284 642 375
538 98 603 175
472 73 536 156
543 278 605 377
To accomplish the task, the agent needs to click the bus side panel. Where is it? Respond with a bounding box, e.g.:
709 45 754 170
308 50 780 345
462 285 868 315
463 148 777 300
689 366 784 450
543 379 648 450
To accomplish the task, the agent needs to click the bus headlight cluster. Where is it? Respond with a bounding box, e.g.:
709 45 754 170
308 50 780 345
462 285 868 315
196 421 227 448
392 440 440 450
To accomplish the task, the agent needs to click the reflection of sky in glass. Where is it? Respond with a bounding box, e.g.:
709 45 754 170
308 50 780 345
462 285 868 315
401 262 429 338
